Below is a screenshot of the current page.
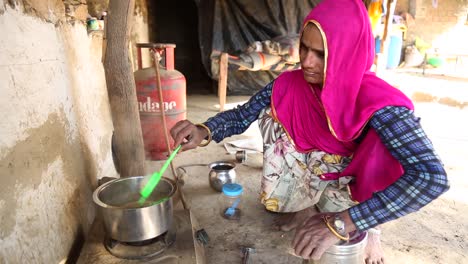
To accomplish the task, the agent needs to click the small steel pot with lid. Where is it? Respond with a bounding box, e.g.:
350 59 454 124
93 176 176 242
208 161 236 192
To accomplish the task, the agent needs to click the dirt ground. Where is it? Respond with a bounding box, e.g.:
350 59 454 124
147 71 468 264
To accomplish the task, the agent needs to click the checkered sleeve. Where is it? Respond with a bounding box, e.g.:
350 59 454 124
349 106 450 230
203 82 273 142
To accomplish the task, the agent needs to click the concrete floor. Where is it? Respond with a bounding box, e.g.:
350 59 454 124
146 71 468 264
146 95 303 263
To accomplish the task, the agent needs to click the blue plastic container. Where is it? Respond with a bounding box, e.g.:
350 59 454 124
375 33 403 69
387 34 403 69
375 37 382 54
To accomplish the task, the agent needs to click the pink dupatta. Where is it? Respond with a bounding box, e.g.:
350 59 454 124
271 0 414 202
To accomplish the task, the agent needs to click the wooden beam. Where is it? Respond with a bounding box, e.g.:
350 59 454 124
380 0 394 52
104 0 146 177
218 53 228 112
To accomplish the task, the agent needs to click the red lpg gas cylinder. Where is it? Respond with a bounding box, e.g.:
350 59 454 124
134 43 186 160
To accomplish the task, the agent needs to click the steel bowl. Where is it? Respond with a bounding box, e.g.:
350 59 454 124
93 176 176 242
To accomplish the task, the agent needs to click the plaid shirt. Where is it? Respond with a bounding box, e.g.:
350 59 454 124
204 82 449 230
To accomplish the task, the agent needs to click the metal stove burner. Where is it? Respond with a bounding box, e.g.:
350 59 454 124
77 210 205 264
104 225 176 260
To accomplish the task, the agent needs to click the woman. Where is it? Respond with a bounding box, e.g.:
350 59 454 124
170 0 449 262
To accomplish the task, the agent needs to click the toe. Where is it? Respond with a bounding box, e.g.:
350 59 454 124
279 222 298 232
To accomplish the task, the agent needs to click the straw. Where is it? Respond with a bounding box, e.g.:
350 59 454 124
139 145 182 202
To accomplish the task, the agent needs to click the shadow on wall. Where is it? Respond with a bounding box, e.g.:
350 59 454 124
65 225 85 264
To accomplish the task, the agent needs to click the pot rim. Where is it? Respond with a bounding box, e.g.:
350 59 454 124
93 176 177 209
208 161 236 170
328 231 368 250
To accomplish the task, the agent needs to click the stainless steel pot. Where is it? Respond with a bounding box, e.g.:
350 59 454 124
208 161 236 192
312 231 368 264
93 176 176 242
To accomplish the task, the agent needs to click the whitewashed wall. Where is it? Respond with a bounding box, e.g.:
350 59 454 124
0 0 150 262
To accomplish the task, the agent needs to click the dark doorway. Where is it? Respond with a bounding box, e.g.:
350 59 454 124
148 0 213 94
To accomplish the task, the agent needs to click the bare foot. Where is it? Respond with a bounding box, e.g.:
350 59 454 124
273 207 317 232
272 213 296 231
365 228 385 264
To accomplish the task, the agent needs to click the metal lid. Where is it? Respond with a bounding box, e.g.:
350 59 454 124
222 183 243 197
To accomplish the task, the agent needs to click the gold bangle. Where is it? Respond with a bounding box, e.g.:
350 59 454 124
195 123 212 147
322 215 350 241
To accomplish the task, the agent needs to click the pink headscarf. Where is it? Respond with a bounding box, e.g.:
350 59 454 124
271 0 414 201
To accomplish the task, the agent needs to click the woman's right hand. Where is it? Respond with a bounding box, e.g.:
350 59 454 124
170 120 209 151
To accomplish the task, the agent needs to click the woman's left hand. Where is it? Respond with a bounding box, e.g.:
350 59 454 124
292 213 340 260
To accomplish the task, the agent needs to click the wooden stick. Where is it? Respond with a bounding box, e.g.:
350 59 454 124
380 0 394 52
101 13 107 63
218 53 228 112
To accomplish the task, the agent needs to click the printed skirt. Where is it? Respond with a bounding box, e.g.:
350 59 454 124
258 107 357 213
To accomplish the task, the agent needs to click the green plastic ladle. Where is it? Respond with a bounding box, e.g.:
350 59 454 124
139 145 182 204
